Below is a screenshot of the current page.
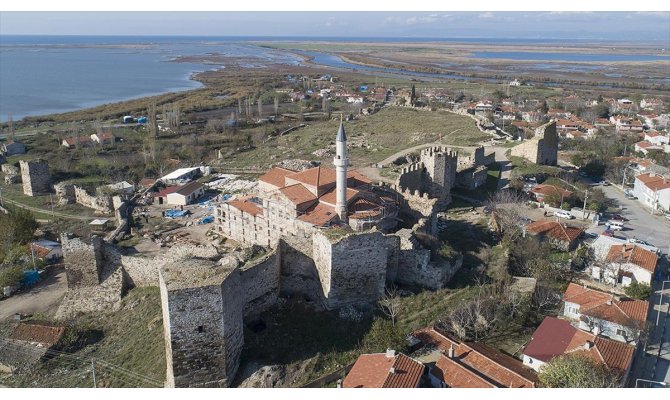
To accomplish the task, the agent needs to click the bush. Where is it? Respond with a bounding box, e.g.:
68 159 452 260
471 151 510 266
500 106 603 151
539 353 619 388
624 282 652 300
0 264 25 288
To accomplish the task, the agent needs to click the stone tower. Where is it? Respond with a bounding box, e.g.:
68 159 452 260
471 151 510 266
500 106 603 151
420 146 458 203
19 159 51 196
334 120 349 223
159 258 244 388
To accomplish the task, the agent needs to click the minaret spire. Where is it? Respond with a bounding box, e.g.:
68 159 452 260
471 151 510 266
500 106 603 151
334 116 349 223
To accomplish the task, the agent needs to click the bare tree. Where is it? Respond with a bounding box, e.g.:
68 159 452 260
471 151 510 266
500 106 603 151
532 286 561 311
486 190 528 243
378 286 402 327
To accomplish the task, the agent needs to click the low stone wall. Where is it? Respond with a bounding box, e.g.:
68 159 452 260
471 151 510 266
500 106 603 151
1 164 19 175
54 182 76 205
74 186 113 213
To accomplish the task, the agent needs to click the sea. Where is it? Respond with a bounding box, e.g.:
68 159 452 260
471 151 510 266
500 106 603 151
1 35 668 122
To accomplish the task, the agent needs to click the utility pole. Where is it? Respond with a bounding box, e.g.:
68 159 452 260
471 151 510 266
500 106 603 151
49 193 55 219
91 359 97 388
582 188 589 220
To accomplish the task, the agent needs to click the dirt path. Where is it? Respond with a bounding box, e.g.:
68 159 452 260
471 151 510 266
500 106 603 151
1 196 94 221
0 267 67 321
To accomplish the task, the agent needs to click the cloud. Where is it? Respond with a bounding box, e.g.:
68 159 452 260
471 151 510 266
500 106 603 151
478 12 495 19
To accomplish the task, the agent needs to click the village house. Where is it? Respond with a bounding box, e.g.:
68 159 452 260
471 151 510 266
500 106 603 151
547 109 572 119
29 239 63 264
159 167 202 185
61 136 95 148
632 172 670 212
342 350 425 388
644 131 670 147
522 317 635 386
592 243 659 287
561 283 648 344
411 327 537 388
0 321 66 373
90 132 115 145
524 220 583 251
1 140 26 156
530 184 573 205
522 111 543 123
103 181 135 195
166 181 205 206
634 141 662 155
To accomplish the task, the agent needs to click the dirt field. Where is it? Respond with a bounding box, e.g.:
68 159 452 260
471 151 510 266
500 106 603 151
0 266 67 321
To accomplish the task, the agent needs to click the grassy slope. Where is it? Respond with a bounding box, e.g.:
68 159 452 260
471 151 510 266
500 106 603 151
224 107 490 169
3 287 165 388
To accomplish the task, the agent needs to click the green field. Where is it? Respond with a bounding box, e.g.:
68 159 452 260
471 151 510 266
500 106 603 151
222 107 491 169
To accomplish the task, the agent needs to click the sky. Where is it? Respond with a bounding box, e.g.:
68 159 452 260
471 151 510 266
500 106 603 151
0 11 669 41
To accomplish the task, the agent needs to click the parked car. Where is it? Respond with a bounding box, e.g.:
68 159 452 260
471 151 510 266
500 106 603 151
584 232 599 239
665 213 670 221
605 221 624 231
628 238 650 246
609 213 628 222
555 211 575 219
625 194 638 200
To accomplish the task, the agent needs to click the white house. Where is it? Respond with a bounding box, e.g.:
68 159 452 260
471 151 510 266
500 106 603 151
90 132 115 145
561 283 648 344
165 181 205 206
523 317 634 386
592 243 659 287
632 172 670 212
29 240 62 264
103 181 135 195
644 131 670 147
160 167 201 185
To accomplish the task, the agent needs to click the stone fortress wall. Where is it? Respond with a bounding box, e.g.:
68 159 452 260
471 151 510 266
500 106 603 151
510 120 558 166
19 159 51 196
54 182 114 213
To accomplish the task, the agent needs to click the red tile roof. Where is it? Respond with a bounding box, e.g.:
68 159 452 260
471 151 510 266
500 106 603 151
343 352 424 388
226 199 263 217
258 167 297 188
10 321 66 347
318 186 358 207
524 317 634 375
297 202 337 226
278 184 317 206
156 185 181 197
563 283 648 327
285 166 337 188
525 221 583 243
635 173 670 192
413 327 536 388
605 244 659 273
432 355 496 388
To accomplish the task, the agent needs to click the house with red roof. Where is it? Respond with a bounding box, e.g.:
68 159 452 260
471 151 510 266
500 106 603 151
561 283 648 344
524 220 583 251
634 140 662 155
632 172 670 213
410 327 537 388
342 350 424 388
530 184 573 205
522 317 635 385
594 243 660 287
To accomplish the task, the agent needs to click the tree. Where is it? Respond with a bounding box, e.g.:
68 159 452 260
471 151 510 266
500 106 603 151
538 353 619 388
625 282 652 300
274 95 279 116
486 190 528 244
378 286 402 327
410 85 416 106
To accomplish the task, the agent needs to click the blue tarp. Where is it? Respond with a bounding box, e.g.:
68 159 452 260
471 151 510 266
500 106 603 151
198 216 214 225
22 270 40 287
165 209 189 218
223 194 232 201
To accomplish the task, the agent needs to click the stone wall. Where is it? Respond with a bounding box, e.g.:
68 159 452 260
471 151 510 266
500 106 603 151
61 235 103 288
456 165 489 190
511 121 558 166
240 250 280 319
74 185 113 213
20 159 51 196
1 164 19 175
159 259 244 388
278 236 324 307
313 231 388 309
54 182 76 205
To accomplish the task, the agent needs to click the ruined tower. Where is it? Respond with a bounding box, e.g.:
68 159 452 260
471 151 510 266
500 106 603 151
19 159 51 196
159 258 244 388
420 146 458 204
334 120 349 222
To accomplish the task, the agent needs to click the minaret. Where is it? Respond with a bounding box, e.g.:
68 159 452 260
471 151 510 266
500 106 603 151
334 118 349 223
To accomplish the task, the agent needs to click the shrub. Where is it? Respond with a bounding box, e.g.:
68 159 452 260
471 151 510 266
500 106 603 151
624 282 652 300
0 264 25 288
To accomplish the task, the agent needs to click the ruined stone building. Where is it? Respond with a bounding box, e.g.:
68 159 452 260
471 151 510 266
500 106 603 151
510 121 558 166
19 159 51 196
455 146 496 191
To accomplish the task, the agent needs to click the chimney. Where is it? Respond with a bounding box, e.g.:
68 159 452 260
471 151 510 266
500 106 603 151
583 341 593 350
448 345 455 359
389 367 396 374
385 349 396 358
606 296 613 306
336 379 342 388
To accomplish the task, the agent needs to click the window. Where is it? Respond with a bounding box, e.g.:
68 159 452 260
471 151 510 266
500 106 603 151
197 326 204 333
616 328 627 337
566 306 579 315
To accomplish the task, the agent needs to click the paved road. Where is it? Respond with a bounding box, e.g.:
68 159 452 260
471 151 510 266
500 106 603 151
0 267 67 321
599 184 670 253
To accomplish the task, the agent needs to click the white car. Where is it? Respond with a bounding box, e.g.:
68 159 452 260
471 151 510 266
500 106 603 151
555 211 575 219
